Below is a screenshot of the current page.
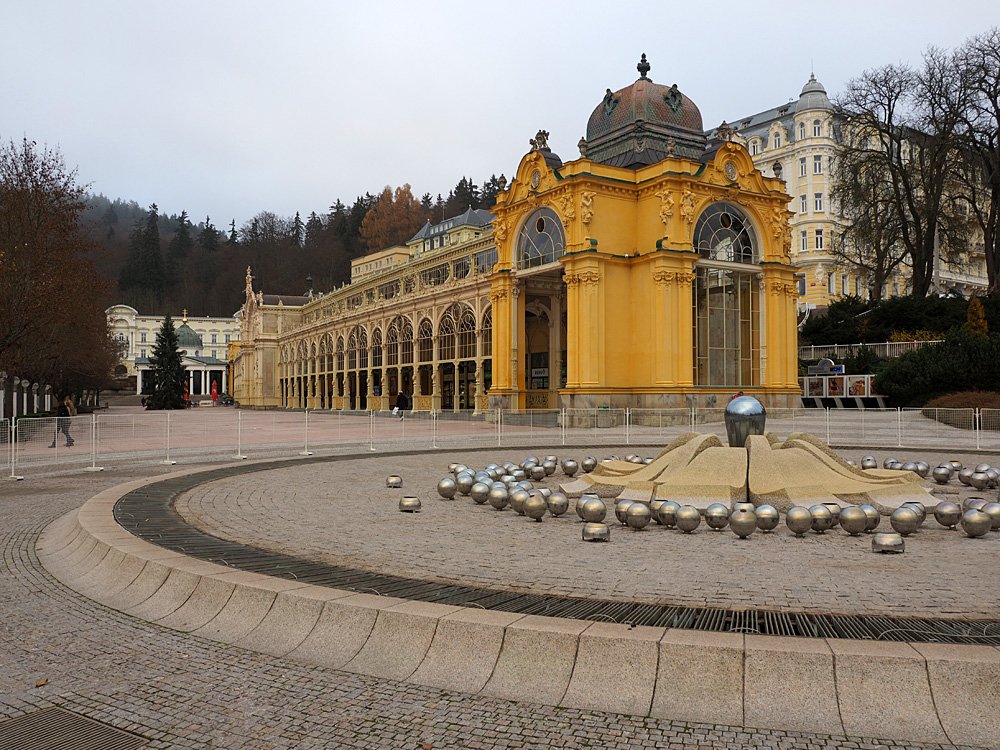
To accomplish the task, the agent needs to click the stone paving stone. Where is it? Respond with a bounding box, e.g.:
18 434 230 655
1 450 995 748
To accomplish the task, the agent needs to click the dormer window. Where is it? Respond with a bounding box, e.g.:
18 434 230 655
773 132 781 149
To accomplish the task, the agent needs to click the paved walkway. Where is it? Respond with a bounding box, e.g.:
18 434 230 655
1 451 995 749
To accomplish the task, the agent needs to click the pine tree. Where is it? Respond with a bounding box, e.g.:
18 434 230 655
304 211 324 247
138 204 164 293
966 296 989 336
167 209 193 259
291 211 305 247
228 219 238 245
198 215 219 252
146 314 187 409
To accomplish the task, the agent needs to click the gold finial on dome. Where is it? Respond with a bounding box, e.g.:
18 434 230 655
182 309 188 323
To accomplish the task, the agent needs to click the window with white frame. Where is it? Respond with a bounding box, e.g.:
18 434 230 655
211 334 217 343
801 231 808 252
140 349 146 358
140 332 146 343
798 122 805 140
773 132 781 149
813 155 823 174
813 120 822 137
827 272 835 295
814 193 824 211
815 229 824 250
800 195 807 213
750 140 759 155
799 157 806 177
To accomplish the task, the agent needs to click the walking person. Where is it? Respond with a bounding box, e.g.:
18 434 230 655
395 390 408 420
49 396 75 448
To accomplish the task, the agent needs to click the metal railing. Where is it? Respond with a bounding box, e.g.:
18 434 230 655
798 340 943 361
3 406 998 480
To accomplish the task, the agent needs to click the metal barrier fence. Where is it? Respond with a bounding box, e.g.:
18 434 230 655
3 406 998 480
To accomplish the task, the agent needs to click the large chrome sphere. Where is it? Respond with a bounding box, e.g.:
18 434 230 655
901 501 926 525
890 462 905 471
980 502 1000 530
546 492 569 517
529 465 547 481
657 501 680 528
958 468 975 486
822 502 842 527
733 502 755 515
970 472 991 490
581 497 608 523
914 461 930 478
961 509 992 537
729 508 756 538
933 501 961 528
675 505 701 533
474 471 492 483
509 489 530 515
948 460 963 471
625 503 652 530
398 496 421 512
809 504 835 533
786 507 813 536
845 459 857 467
839 506 868 536
523 492 548 521
967 498 988 512
625 454 639 463
755 505 780 531
861 456 878 470
470 482 491 504
544 454 558 464
487 486 509 510
386 475 403 489
889 506 919 536
562 459 579 477
649 499 666 523
986 468 1000 487
975 463 992 473
883 457 898 469
724 395 766 448
901 462 919 474
931 466 953 484
582 522 611 542
448 462 459 474
512 469 527 482
500 474 516 487
537 488 552 499
541 460 557 476
581 457 598 473
437 477 458 499
455 474 475 495
516 481 534 492
453 464 469 476
872 532 904 553
614 499 635 525
705 503 730 531
860 505 881 531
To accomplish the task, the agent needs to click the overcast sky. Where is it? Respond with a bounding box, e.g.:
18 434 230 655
3 1 995 228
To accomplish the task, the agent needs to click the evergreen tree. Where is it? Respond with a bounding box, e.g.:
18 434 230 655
966 296 989 336
228 219 238 245
291 210 305 247
420 192 433 212
167 209 193 259
198 215 219 252
146 314 187 409
304 211 324 247
139 203 164 293
480 174 502 209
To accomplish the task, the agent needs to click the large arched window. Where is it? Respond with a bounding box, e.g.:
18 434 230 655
417 318 433 362
693 203 759 264
481 308 492 358
438 309 456 361
400 318 414 364
517 207 566 270
336 336 345 370
371 328 383 368
458 307 476 359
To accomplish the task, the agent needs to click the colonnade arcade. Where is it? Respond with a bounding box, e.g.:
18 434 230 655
278 303 493 412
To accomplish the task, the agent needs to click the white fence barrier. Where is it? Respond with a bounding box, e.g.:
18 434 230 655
2 406 997 479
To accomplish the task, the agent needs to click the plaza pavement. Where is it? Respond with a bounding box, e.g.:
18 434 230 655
2 442 999 748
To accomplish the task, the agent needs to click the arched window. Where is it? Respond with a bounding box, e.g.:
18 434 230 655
438 309 456 361
318 338 327 373
371 328 383 368
347 328 360 370
401 318 414 364
798 122 805 140
386 318 400 366
772 132 781 149
693 203 759 264
310 342 316 374
517 207 566 270
336 336 345 370
417 318 433 362
458 308 476 359
358 327 368 369
480 308 492 358
813 119 822 137
749 140 759 156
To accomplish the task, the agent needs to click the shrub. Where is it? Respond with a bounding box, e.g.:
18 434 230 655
924 391 1000 409
842 345 887 375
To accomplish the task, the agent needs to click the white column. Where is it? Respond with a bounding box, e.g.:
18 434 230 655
136 369 143 395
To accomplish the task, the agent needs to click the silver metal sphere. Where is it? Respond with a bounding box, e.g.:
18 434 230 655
455 474 475 495
448 463 459 474
625 454 639 463
729 508 756 538
822 502 842 527
546 492 569 517
674 505 701 533
453 464 469 476
398 496 421 512
901 462 919 474
625 503 652 530
500 474 516 486
705 503 730 530
872 532 904 553
959 468 975 486
883 457 897 469
724 395 766 448
544 455 558 464
889 506 919 536
529 465 547 481
933 501 961 528
980 502 1000 530
657 501 680 528
755 505 780 531
516 481 534 491
582 522 611 542
649 499 666 523
733 502 755 515
809 504 835 533
975 463 992 473
386 475 403 489
562 459 579 477
970 472 991 490
581 497 608 523
470 482 491 504
901 501 926 525
961 509 992 537
614 499 635 525
437 477 458 499
581 457 598 473
839 506 868 535
914 461 930 478
861 456 878 470
523 492 548 521
542 460 557 476
512 469 527 482
986 468 1000 488
538 488 552 499
509 489 530 515
845 459 857 467
644 458 654 464
931 466 953 484
890 462 905 471
966 497 988 512
487 486 509 510
575 494 595 520
860 504 881 531
786 507 813 536
949 460 963 471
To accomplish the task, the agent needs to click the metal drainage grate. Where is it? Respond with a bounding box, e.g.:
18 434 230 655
111 450 1000 646
0 707 146 750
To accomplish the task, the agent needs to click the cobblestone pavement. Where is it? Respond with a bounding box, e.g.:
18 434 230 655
177 447 1000 620
0 453 993 749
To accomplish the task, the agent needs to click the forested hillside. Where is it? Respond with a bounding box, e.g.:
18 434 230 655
87 174 503 317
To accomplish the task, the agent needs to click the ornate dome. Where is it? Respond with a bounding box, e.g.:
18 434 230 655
583 54 706 168
795 73 831 113
175 323 203 351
